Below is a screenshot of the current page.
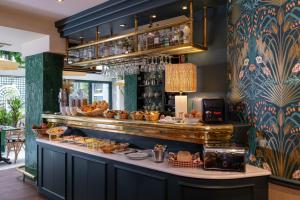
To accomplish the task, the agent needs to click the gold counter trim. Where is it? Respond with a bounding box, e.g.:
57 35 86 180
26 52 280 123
42 114 233 144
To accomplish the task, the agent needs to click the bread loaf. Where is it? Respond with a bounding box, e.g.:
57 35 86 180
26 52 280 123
177 151 193 162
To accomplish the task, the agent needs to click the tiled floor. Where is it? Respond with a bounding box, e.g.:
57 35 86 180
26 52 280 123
0 148 25 171
0 168 46 200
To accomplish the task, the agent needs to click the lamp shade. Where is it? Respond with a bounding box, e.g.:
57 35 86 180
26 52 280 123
165 63 197 93
0 59 18 70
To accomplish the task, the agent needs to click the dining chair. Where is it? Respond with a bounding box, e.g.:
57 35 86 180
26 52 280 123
6 129 25 163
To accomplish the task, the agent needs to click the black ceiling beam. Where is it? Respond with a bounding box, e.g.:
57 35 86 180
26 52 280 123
55 0 177 37
56 0 148 34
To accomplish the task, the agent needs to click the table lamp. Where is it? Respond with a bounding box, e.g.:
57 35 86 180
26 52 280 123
165 63 197 117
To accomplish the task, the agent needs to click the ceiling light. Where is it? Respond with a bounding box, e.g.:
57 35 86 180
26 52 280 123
182 5 188 10
57 0 64 2
120 24 126 27
151 14 157 19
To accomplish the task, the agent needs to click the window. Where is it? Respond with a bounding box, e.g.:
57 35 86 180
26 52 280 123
92 83 110 102
0 76 25 110
66 80 112 107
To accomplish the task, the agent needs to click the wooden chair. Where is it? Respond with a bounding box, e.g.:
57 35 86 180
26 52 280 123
6 129 25 163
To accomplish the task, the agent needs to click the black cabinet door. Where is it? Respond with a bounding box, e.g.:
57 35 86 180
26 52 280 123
113 164 167 200
38 146 67 200
178 181 254 200
69 154 107 200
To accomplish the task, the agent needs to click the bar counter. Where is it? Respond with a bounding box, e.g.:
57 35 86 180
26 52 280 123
37 138 270 200
42 114 233 144
37 138 270 180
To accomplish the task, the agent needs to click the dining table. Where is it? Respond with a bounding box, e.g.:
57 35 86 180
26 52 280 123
0 126 20 164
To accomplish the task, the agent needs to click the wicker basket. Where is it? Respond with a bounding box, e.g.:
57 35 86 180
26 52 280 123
32 129 48 138
144 112 160 122
77 108 106 117
119 113 129 120
168 152 202 168
130 113 144 120
104 112 115 119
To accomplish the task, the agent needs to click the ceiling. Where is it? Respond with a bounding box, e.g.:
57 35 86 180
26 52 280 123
0 26 47 52
0 0 108 20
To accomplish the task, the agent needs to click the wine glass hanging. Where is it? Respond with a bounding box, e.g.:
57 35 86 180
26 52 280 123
97 55 172 78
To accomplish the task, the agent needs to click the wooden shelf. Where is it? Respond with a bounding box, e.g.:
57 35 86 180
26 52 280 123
70 43 206 67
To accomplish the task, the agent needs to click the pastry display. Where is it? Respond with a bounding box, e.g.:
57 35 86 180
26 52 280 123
60 135 129 154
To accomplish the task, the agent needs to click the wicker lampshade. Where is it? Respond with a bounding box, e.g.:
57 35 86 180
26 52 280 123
165 63 197 93
0 59 18 70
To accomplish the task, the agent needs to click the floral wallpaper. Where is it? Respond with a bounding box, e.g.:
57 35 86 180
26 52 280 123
227 0 300 182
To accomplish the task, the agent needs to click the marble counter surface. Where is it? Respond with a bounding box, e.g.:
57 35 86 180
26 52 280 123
37 138 271 180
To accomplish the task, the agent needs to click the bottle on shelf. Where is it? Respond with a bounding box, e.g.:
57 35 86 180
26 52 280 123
172 27 180 45
154 30 161 48
179 25 184 44
147 32 155 49
138 35 143 51
182 25 191 44
163 29 170 47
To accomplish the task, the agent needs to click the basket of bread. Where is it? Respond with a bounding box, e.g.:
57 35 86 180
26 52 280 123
116 110 129 120
104 110 116 118
77 100 109 117
144 111 160 122
168 151 202 168
130 111 144 120
32 123 49 138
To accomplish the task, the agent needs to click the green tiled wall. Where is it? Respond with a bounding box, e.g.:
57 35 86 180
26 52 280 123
25 52 63 172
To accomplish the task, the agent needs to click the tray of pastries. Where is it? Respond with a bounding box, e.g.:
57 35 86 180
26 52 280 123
60 135 129 154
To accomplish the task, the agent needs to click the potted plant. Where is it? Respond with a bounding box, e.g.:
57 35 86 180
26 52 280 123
7 97 23 127
0 108 11 126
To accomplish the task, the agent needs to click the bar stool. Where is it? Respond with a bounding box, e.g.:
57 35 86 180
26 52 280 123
6 129 25 163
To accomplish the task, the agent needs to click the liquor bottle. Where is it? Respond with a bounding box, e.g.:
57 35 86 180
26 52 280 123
179 25 184 44
147 32 154 49
144 33 148 50
164 29 170 47
154 30 161 48
138 35 143 51
169 28 174 46
182 25 191 44
173 27 180 45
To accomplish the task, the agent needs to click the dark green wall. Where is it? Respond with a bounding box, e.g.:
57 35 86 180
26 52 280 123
124 75 137 111
25 52 63 172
